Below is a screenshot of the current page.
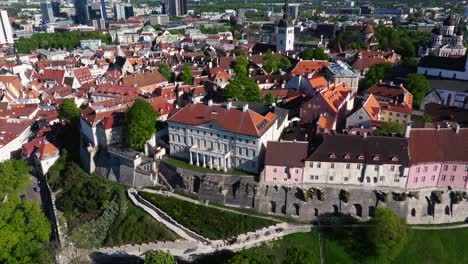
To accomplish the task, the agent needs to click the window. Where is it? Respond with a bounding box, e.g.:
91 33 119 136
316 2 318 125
295 169 299 174
463 176 467 182
357 164 361 169
414 177 418 183
310 175 314 180
315 175 319 180
423 166 428 172
309 162 313 168
358 116 363 120
452 165 457 172
450 175 455 181
416 167 420 173
465 166 468 172
443 165 448 171
329 176 334 181
273 168 277 173
422 176 426 182
273 177 276 181
431 175 436 181
346 164 350 170
284 168 288 173
295 179 298 182
344 177 349 182
433 165 438 171
317 162 321 168
389 112 393 116
330 163 335 169
379 176 385 181
441 175 446 181
390 165 395 172
374 165 379 171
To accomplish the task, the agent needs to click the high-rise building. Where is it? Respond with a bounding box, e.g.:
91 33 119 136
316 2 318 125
276 0 295 52
168 0 187 17
51 0 61 17
87 2 104 20
100 0 107 20
114 3 134 21
74 0 89 24
288 4 299 18
41 2 55 24
0 10 14 44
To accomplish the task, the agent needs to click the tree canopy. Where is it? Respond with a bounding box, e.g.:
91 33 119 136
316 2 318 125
264 92 276 105
374 121 404 136
15 31 113 53
300 47 330 61
363 62 394 90
0 160 51 264
234 57 249 76
405 73 431 108
123 99 159 151
158 64 173 82
58 98 81 121
375 27 431 59
367 208 410 262
262 51 292 74
145 250 175 264
180 64 193 85
223 76 262 102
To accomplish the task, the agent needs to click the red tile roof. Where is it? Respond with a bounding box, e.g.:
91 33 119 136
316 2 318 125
409 128 468 163
36 141 59 160
0 119 32 147
291 60 330 76
42 69 65 84
265 141 308 167
168 103 278 137
121 70 167 90
73 67 94 84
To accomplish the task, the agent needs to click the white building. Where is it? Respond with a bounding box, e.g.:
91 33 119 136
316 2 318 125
167 101 282 174
418 55 468 81
34 141 60 175
0 119 32 162
420 15 465 57
303 135 410 189
0 10 14 44
276 0 295 52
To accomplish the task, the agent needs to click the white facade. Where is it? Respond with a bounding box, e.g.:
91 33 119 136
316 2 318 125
0 10 14 44
417 63 468 81
303 161 408 189
0 125 31 162
276 25 295 52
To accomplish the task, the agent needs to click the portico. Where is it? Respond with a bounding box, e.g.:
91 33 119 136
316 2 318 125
189 145 232 172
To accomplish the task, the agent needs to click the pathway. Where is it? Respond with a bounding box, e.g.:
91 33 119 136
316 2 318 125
411 223 468 230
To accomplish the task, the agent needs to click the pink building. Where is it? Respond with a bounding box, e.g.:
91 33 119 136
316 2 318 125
264 141 308 184
407 126 468 189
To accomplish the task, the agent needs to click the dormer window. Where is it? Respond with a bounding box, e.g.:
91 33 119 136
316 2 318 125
391 156 398 162
358 155 364 160
329 153 336 159
344 154 351 160
373 156 380 161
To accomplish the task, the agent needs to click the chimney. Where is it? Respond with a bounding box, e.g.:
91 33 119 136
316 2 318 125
242 104 249 112
404 124 411 138
455 123 460 134
437 124 440 130
363 132 368 138
226 101 232 109
207 99 213 106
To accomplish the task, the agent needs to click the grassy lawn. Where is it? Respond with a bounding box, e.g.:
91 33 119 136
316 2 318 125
140 192 275 240
165 157 250 176
103 203 179 247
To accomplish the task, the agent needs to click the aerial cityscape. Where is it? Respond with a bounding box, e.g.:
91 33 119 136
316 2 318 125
0 0 467 263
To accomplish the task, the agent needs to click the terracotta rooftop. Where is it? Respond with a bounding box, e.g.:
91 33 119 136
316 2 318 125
265 141 309 167
168 103 278 137
291 60 330 76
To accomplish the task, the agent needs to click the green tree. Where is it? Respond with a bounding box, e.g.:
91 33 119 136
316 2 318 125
263 51 279 74
279 57 292 69
158 64 172 82
301 47 314 60
363 62 394 90
145 250 175 264
123 99 159 151
374 121 404 136
228 250 272 264
264 92 276 105
224 77 262 102
405 73 431 108
367 208 409 262
0 160 51 264
234 57 249 76
285 248 317 264
58 98 81 121
180 64 193 85
313 47 330 60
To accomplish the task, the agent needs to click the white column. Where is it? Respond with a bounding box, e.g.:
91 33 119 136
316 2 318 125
227 156 231 169
196 152 199 166
217 157 220 171
210 156 214 169
203 154 206 168
189 151 193 165
223 157 227 172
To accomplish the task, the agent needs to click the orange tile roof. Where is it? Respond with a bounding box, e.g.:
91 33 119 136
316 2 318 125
319 83 351 113
318 113 335 130
308 76 328 90
363 94 381 121
36 142 59 160
291 60 330 76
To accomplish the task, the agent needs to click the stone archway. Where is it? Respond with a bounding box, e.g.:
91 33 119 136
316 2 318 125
333 205 339 214
354 204 363 217
314 208 319 217
293 204 300 216
411 208 416 217
269 201 277 214
368 206 375 218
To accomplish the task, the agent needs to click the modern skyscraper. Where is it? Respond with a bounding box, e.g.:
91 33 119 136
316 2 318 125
0 10 14 44
114 3 134 21
168 0 187 17
41 2 55 23
276 0 295 52
73 0 89 24
51 0 61 17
